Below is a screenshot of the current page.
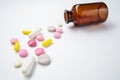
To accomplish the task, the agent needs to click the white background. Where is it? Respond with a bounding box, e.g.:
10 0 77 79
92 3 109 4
0 0 120 80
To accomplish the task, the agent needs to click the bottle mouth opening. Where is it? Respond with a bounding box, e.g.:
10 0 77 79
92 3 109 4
64 10 73 24
64 10 69 23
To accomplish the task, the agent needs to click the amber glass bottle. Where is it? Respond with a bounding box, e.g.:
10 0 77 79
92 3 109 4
64 2 108 26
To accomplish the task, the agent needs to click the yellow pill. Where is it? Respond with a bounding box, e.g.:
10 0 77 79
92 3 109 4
14 41 20 52
22 30 32 35
42 39 52 47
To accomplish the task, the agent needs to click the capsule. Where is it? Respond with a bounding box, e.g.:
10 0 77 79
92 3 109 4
22 56 35 76
14 41 20 52
42 39 53 47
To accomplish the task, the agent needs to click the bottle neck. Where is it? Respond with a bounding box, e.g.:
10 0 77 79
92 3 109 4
64 10 73 23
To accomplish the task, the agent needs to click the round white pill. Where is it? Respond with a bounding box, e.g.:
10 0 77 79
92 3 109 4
47 26 56 32
14 61 22 68
58 23 62 27
37 54 51 65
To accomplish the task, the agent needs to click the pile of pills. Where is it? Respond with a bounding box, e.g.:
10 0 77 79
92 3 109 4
10 24 63 76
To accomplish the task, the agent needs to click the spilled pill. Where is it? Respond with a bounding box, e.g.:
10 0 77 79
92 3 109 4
36 34 44 41
14 61 22 68
19 49 28 58
22 30 32 35
22 56 35 76
47 26 56 32
58 23 62 27
28 39 37 47
37 54 50 65
14 41 20 52
54 32 61 39
56 28 63 34
42 39 52 47
35 48 45 56
10 38 18 45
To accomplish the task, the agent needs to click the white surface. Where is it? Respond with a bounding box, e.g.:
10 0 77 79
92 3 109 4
0 0 120 80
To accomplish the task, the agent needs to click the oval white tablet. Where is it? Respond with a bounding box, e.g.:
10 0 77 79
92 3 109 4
58 23 62 27
14 61 22 68
37 54 51 65
47 26 56 32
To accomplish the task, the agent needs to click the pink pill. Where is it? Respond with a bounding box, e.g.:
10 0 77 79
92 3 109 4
35 48 45 56
10 38 18 45
54 32 61 39
56 28 63 34
28 39 37 47
36 34 44 41
19 49 28 58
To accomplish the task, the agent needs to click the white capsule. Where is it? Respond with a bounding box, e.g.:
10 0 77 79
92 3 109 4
22 56 35 76
29 28 42 39
37 54 51 65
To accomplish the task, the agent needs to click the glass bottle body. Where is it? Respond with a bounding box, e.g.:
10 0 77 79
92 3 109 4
64 2 108 26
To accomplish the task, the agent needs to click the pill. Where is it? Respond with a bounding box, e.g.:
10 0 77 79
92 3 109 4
14 61 22 68
14 41 20 52
58 23 62 27
28 39 37 47
35 48 45 56
22 30 32 35
22 56 35 76
47 26 56 32
56 28 63 34
10 38 18 45
42 39 52 47
37 54 50 65
19 49 28 58
29 28 42 39
54 32 61 39
36 34 44 41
